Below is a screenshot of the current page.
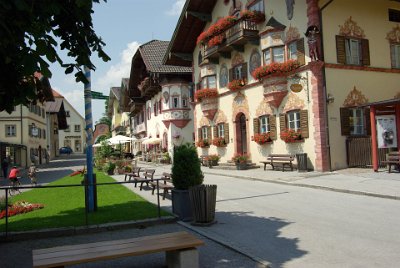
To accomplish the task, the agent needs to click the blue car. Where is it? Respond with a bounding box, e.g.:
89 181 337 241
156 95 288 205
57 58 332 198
59 146 73 154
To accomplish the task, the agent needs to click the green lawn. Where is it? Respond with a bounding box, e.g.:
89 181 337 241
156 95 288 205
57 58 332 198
0 171 170 232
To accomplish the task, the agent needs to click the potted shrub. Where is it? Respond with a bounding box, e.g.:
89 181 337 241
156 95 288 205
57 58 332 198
204 154 220 167
232 153 249 170
103 162 116 175
115 160 124 174
172 143 204 221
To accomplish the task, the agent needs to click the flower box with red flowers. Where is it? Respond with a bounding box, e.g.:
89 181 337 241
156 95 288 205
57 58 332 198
196 139 210 148
212 137 227 147
252 132 272 144
252 60 300 80
208 34 225 48
194 88 218 102
231 153 249 164
240 10 266 23
227 78 247 91
196 16 238 45
280 129 303 143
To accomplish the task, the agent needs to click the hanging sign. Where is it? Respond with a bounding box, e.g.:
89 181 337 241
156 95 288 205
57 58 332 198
376 115 397 148
290 83 303 93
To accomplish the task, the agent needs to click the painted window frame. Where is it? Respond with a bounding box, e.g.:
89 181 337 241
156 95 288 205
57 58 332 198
74 125 81 132
217 123 225 138
259 115 270 133
201 75 217 89
201 126 209 140
390 43 400 69
287 110 301 131
5 125 16 137
263 46 285 64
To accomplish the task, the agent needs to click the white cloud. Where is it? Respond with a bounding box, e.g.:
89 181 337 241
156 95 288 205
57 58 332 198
95 41 140 93
166 0 185 16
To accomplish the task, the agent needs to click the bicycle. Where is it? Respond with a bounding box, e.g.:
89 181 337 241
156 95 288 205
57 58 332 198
8 177 21 196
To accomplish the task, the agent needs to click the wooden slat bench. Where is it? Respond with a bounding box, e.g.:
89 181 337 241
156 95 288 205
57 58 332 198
260 154 295 172
381 151 400 173
138 169 156 190
32 231 204 268
150 172 174 200
124 166 141 182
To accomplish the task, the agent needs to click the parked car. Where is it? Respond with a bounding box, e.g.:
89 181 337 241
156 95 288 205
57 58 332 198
59 146 73 154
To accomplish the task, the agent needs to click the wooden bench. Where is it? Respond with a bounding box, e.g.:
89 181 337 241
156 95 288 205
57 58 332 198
138 169 156 190
150 172 174 200
32 231 204 268
124 166 141 182
381 151 400 173
260 154 295 172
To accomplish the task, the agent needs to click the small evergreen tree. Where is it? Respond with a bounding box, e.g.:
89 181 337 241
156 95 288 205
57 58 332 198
172 143 204 190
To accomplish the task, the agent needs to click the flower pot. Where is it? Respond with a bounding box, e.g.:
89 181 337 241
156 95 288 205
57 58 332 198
236 162 247 170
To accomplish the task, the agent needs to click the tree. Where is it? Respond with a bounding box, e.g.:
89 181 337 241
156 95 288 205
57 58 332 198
0 0 111 113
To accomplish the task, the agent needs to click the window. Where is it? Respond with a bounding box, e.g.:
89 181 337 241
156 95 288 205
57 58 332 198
65 111 70 117
248 0 264 12
182 98 188 108
74 125 81 132
288 42 298 60
340 107 370 136
43 129 46 139
336 35 370 66
259 116 270 133
229 63 248 81
201 126 209 140
390 44 400 68
201 75 216 89
217 123 225 138
287 111 301 131
350 108 365 135
5 125 16 137
65 125 70 132
263 46 284 64
64 140 71 147
389 9 400 22
172 96 179 108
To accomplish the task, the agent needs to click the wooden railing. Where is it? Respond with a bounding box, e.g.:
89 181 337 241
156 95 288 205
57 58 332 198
346 137 390 167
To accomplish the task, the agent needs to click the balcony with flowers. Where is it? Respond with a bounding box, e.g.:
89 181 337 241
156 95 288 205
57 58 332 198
252 60 300 108
280 129 303 143
195 88 219 120
252 132 272 145
212 137 227 147
227 78 247 91
198 10 265 62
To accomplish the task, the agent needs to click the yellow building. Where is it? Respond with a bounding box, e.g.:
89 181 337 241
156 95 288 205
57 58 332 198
164 0 400 171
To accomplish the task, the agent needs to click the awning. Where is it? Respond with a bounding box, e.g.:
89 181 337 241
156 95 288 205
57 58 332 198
142 137 162 145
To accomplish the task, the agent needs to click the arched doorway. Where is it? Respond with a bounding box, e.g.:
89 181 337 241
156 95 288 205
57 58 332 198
235 113 247 155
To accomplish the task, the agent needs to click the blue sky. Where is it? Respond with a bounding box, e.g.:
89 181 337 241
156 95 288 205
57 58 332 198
50 0 185 123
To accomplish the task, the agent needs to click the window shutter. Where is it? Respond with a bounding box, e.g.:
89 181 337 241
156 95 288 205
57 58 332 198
207 126 212 140
213 125 217 139
279 114 287 132
297 38 305 66
224 123 229 144
159 100 162 113
197 128 202 141
336 35 346 64
340 107 351 136
390 44 396 68
253 118 259 135
196 82 200 90
269 115 277 140
229 68 234 82
364 108 371 136
242 63 248 81
361 39 370 66
300 110 309 138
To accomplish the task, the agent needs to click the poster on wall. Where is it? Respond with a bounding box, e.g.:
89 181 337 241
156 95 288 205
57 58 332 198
376 115 397 149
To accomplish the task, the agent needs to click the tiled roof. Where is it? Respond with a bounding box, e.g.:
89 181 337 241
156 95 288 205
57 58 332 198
139 40 191 73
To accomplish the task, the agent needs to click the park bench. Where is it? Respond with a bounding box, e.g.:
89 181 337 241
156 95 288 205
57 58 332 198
138 169 156 190
150 172 174 200
381 151 400 173
124 166 141 182
260 154 295 172
32 231 204 268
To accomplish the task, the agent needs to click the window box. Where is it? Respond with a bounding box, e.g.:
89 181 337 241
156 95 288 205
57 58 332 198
228 78 247 91
196 139 210 148
252 60 300 80
252 132 273 144
194 88 218 102
212 137 227 147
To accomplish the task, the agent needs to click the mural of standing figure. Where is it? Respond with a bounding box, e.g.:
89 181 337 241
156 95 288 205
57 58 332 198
285 0 295 20
305 25 320 61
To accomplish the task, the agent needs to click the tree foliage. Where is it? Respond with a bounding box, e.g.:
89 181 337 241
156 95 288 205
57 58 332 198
0 0 111 113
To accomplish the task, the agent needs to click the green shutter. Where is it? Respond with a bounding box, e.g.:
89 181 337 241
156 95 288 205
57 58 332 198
224 123 229 144
340 108 351 136
297 38 305 66
253 118 259 135
361 39 370 66
269 115 277 140
336 35 346 64
300 110 309 138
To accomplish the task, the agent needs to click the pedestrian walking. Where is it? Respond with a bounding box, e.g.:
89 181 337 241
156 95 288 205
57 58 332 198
1 156 9 178
28 162 39 185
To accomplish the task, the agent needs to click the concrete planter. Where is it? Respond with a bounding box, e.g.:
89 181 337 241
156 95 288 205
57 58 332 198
172 189 193 222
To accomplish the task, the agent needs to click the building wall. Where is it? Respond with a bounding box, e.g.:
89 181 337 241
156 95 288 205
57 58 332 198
58 101 85 154
322 0 400 169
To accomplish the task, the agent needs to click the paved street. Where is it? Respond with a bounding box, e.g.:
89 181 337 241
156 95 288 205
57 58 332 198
1 155 400 267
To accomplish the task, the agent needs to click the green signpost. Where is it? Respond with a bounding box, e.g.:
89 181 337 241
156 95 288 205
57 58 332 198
90 91 108 100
